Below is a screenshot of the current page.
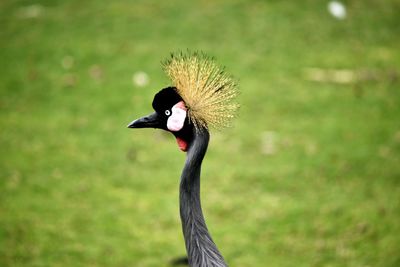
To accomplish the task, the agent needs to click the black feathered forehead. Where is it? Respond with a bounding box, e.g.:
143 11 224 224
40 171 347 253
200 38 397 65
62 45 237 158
152 87 183 113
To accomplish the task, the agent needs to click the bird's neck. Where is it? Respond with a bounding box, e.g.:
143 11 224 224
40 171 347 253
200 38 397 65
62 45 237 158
179 128 227 267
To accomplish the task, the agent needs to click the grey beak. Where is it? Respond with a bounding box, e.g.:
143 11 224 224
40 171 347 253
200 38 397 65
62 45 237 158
127 112 161 129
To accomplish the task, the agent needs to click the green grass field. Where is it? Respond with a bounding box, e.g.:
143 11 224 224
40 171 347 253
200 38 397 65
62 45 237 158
1 1 399 266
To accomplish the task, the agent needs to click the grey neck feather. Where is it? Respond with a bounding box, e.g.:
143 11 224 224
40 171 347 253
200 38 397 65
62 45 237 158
179 128 228 267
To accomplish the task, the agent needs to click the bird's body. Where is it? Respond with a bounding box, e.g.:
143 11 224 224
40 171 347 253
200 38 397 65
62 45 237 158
128 52 238 267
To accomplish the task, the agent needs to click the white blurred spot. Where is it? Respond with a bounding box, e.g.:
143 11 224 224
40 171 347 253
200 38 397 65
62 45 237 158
16 4 44 19
132 71 149 87
61 56 74 70
89 65 103 81
304 68 355 84
328 1 347 20
261 131 277 155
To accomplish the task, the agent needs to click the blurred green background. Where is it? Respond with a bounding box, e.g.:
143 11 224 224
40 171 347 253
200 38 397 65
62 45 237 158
1 0 399 266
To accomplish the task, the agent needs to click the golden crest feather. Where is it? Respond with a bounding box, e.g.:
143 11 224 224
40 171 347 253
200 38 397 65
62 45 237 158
162 51 239 130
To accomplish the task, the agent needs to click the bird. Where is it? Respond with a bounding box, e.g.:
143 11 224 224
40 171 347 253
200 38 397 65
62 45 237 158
128 51 239 267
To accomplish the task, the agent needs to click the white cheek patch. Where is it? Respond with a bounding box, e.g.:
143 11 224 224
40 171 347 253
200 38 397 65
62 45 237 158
167 102 187 132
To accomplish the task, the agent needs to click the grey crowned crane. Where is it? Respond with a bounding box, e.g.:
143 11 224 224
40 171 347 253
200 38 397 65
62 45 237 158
128 52 239 267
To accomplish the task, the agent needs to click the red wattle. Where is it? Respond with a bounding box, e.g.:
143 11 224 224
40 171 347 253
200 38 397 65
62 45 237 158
176 137 188 152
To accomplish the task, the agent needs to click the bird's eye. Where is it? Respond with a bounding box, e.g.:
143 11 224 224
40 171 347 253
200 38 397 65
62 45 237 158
165 110 171 116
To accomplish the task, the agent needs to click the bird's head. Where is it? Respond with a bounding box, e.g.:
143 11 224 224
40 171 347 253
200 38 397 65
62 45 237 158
127 51 239 152
128 87 193 152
